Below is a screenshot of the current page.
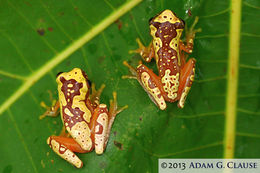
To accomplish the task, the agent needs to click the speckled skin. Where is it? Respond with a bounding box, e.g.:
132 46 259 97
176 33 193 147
46 68 125 168
124 10 199 110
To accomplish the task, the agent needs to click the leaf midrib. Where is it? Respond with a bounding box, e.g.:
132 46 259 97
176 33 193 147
224 0 242 158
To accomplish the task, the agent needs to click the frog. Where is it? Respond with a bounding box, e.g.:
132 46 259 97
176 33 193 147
123 9 201 110
40 68 128 168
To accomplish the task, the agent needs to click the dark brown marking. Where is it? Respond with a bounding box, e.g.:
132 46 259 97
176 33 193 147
188 9 192 16
115 19 123 30
37 28 45 36
150 21 184 78
114 141 123 150
59 145 67 154
95 123 104 135
48 27 53 32
60 77 88 129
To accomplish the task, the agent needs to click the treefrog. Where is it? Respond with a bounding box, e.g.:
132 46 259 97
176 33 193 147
40 68 127 168
123 9 201 110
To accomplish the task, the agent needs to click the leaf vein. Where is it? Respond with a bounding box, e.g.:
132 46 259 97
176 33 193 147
1 31 34 73
200 8 230 18
243 1 260 10
6 0 57 53
0 70 27 81
237 108 260 116
194 75 226 83
7 109 38 173
174 111 224 119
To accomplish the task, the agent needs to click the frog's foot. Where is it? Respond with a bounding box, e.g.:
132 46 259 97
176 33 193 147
188 16 202 35
90 83 106 105
39 100 59 120
107 92 128 144
109 92 128 118
129 38 154 62
186 17 201 38
47 136 88 168
181 16 201 53
59 126 70 138
122 61 138 79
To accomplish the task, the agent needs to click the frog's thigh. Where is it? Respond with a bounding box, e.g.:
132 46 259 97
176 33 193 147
136 64 167 110
177 58 196 108
93 104 109 155
47 136 85 168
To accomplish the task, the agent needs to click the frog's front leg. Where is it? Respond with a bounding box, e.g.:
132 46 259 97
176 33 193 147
177 58 196 108
123 61 167 110
180 17 201 54
39 99 60 120
129 38 155 62
92 92 128 154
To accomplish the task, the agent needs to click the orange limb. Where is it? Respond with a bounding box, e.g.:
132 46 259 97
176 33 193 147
47 136 90 168
177 58 196 108
48 136 88 154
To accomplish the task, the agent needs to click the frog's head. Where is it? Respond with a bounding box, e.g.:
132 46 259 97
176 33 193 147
56 68 88 84
56 68 91 96
149 9 184 27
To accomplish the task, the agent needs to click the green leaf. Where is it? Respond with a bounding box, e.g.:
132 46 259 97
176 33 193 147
0 0 259 172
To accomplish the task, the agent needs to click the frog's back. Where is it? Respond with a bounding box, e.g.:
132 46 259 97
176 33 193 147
149 10 185 101
56 68 93 151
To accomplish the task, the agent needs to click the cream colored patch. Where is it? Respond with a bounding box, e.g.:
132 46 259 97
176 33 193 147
178 87 191 108
56 68 92 124
72 92 91 123
50 138 82 168
64 108 74 117
99 104 107 109
71 121 92 151
161 69 179 100
169 29 182 66
190 68 195 81
141 72 166 110
150 25 162 64
153 10 182 24
95 113 108 154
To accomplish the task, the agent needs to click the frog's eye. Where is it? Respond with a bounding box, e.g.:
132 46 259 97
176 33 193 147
149 16 154 24
86 79 92 87
80 69 88 79
181 19 185 25
56 72 63 78
181 19 185 26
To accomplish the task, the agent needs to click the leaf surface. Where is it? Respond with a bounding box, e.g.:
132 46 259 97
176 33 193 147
0 0 259 172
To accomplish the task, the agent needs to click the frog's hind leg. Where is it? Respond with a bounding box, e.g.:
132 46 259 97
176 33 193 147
92 94 127 155
47 136 91 168
123 61 167 110
177 58 196 108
